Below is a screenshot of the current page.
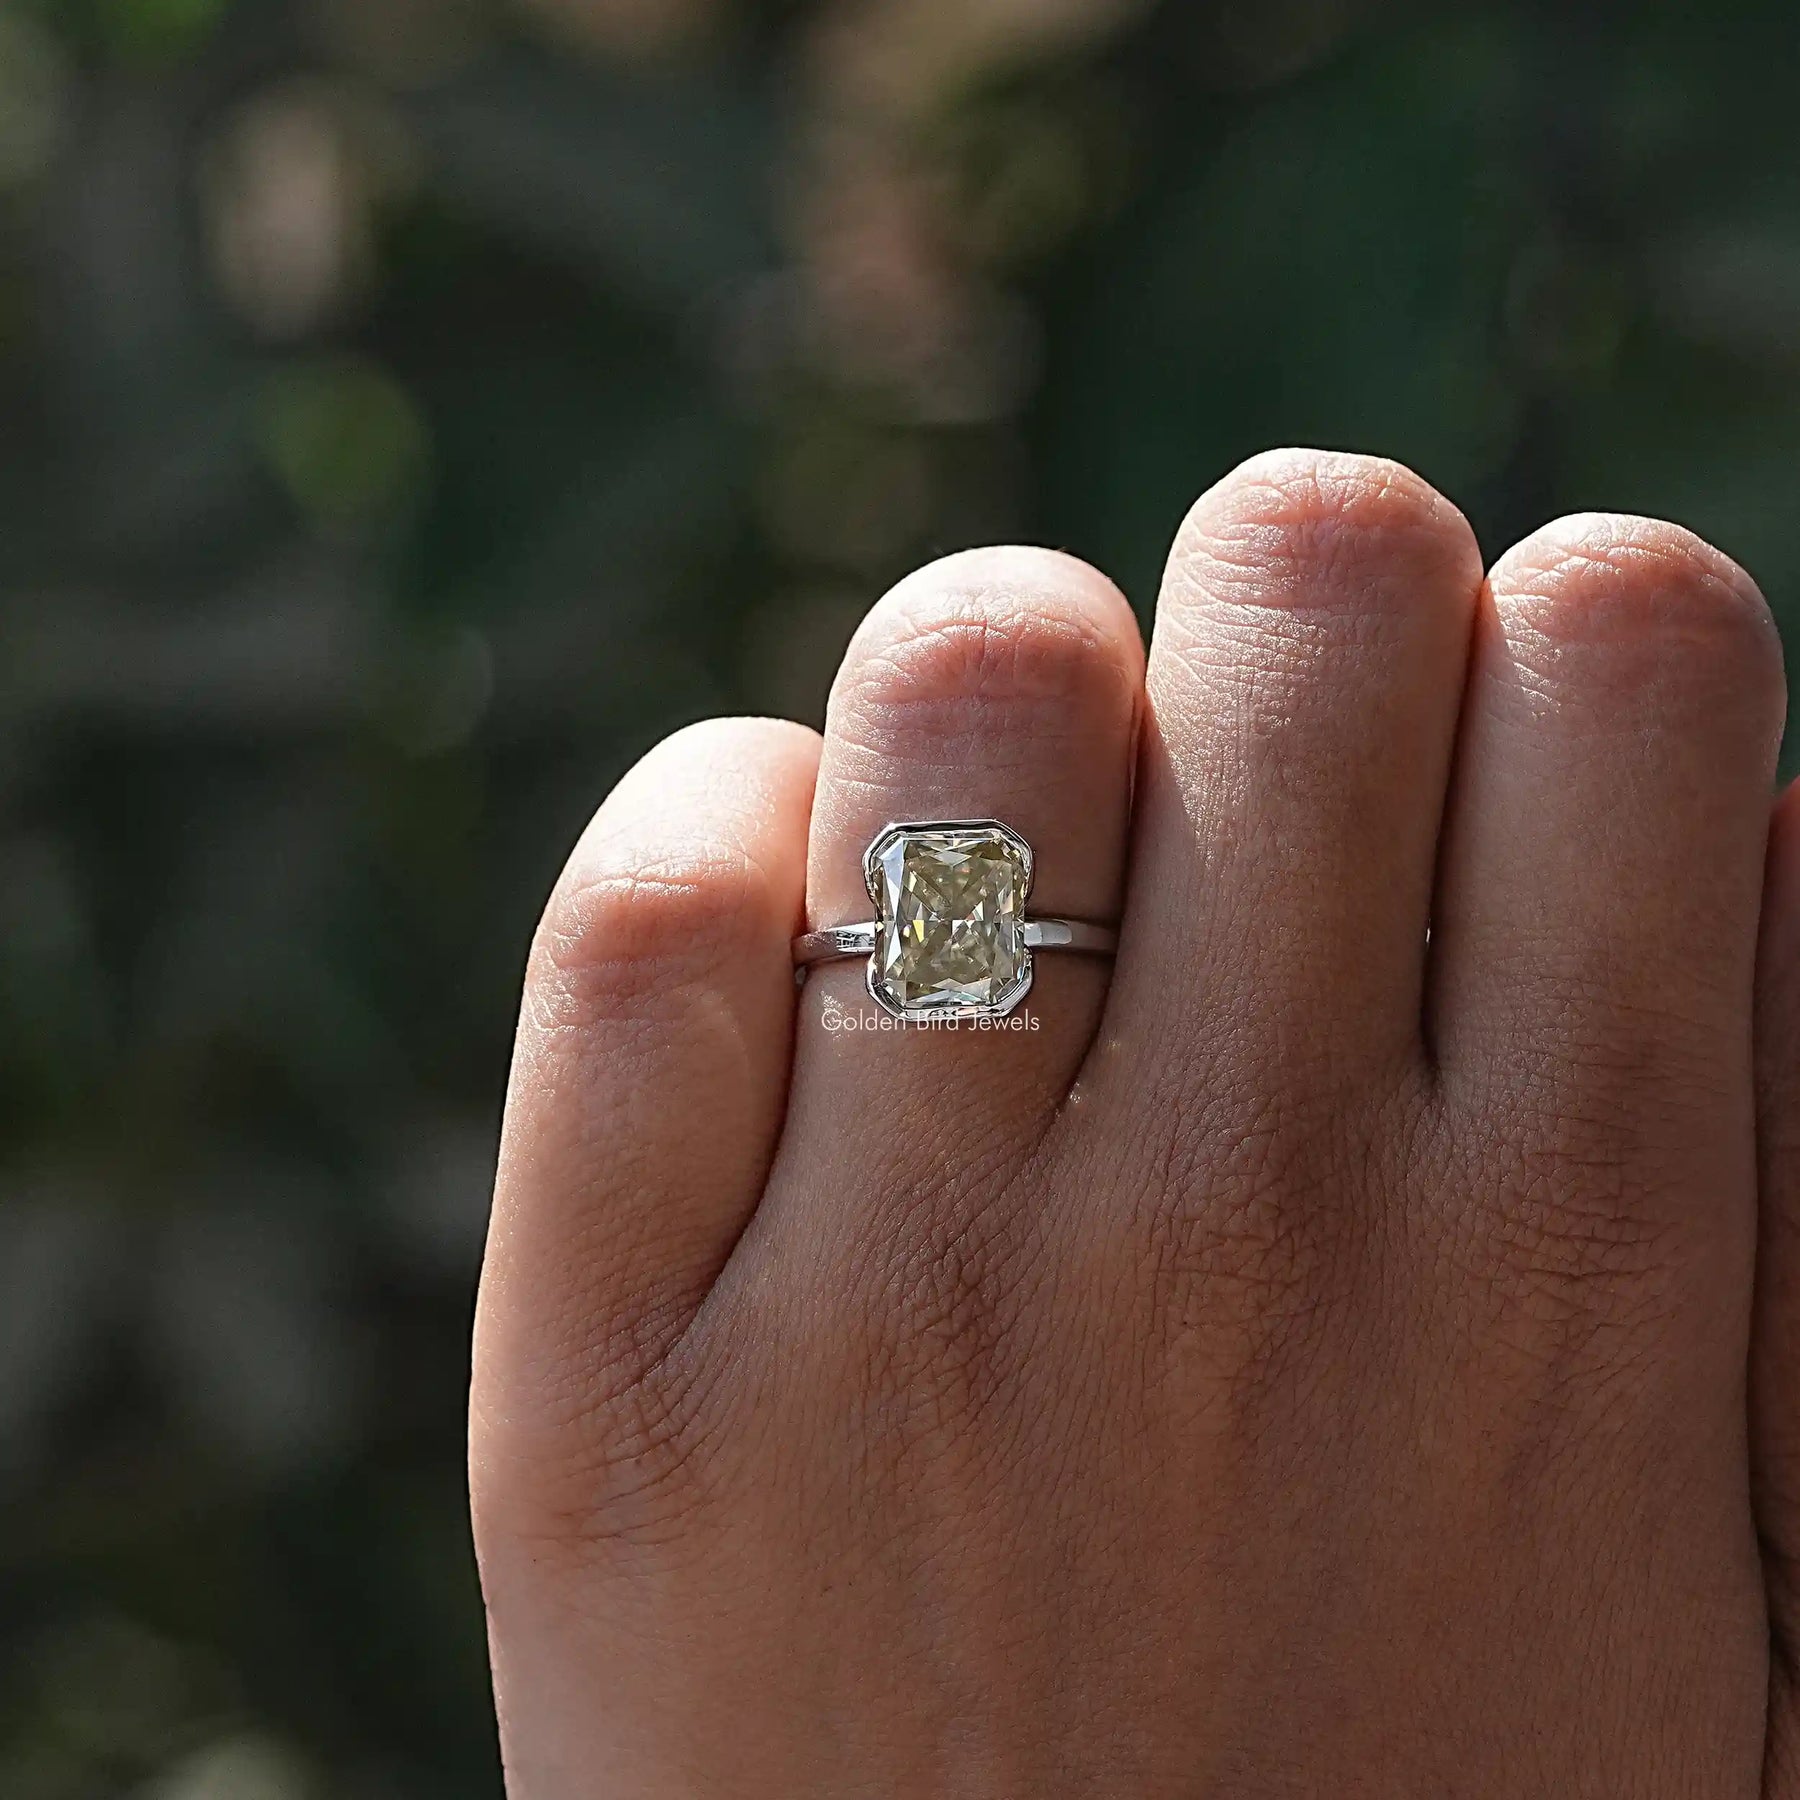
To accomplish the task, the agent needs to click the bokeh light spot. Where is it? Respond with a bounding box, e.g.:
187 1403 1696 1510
256 356 431 534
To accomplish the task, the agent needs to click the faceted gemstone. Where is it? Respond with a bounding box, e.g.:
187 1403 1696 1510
868 825 1031 1017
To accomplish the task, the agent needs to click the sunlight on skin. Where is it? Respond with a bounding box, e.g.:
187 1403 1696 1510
474 449 1800 1797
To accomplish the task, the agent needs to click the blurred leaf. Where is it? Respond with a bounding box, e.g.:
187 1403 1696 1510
95 0 233 63
256 356 431 534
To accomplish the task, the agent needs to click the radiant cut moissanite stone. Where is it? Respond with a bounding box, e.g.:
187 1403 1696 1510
865 821 1034 1020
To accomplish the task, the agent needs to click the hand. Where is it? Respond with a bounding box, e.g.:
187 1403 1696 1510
473 448 1800 1795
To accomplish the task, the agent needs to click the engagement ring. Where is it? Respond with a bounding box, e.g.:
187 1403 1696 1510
792 820 1118 1023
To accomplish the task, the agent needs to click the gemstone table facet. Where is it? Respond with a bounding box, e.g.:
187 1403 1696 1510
867 823 1032 1018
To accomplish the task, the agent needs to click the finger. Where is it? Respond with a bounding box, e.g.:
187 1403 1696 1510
1112 447 1483 1098
783 546 1142 1183
473 716 819 1482
1430 515 1783 1172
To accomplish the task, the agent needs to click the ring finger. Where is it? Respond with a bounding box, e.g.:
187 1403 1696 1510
775 546 1143 1226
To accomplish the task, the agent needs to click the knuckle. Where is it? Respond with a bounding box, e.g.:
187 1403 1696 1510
1493 512 1785 715
833 548 1137 747
531 842 772 1030
1129 1085 1364 1394
1489 1142 1683 1302
1453 1080 1720 1366
1480 965 1745 1101
1173 446 1482 619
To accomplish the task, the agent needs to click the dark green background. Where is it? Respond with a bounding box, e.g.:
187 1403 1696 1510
3 1 1797 1793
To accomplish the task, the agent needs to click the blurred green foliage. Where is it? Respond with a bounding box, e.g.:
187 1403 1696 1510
3 0 1800 1794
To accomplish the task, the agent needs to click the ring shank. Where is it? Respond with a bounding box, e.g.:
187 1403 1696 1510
791 917 1117 967
791 923 877 965
1021 919 1117 953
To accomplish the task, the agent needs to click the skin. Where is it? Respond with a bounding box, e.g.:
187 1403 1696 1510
471 448 1800 1794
